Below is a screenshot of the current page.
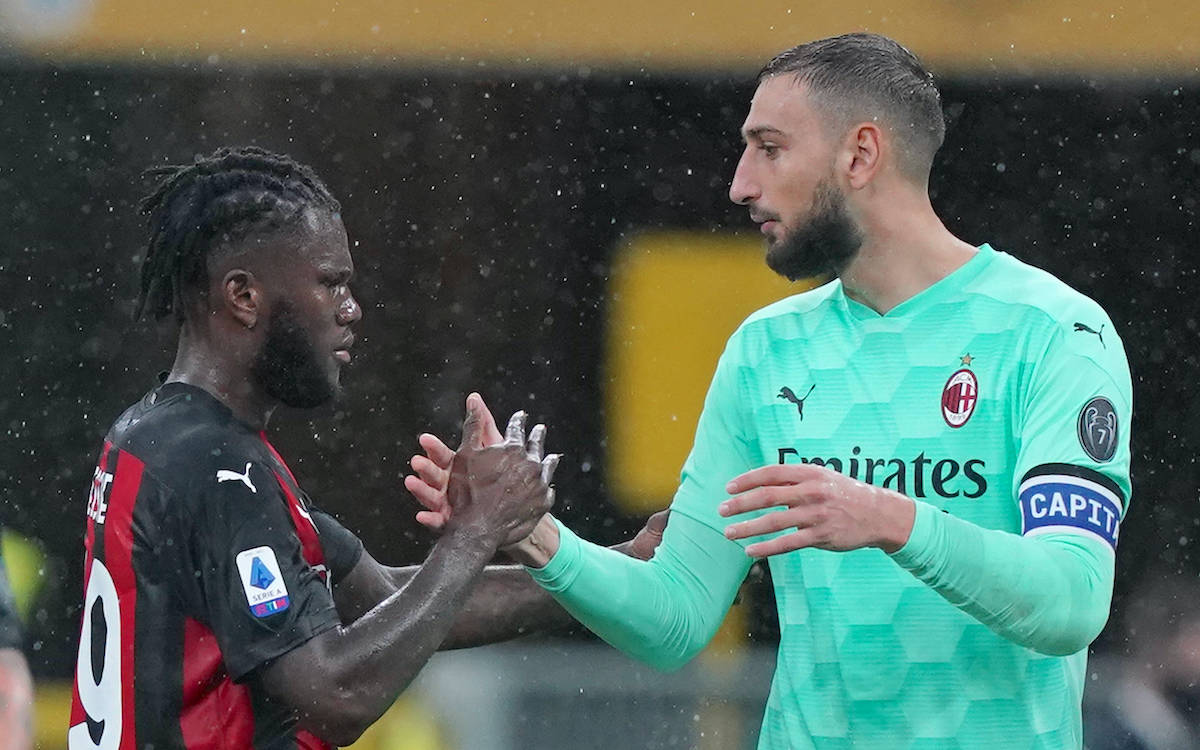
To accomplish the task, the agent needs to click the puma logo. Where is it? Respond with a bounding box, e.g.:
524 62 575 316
216 463 257 493
1073 322 1106 349
777 385 816 420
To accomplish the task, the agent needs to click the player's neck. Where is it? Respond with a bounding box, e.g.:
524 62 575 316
839 191 977 314
166 330 278 430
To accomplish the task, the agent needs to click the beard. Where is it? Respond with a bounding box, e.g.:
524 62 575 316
765 179 863 282
251 300 339 409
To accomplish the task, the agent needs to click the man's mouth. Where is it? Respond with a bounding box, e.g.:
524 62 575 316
334 334 355 363
750 211 780 228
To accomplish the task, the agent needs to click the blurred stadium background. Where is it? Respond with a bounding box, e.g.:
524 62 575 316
1 1 1199 747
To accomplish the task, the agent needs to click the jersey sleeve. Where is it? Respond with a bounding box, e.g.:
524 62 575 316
669 335 761 540
188 461 342 681
523 333 762 670
528 511 753 671
890 306 1132 655
307 505 365 583
1014 312 1133 550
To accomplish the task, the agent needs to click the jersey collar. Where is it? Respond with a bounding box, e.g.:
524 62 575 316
839 243 997 321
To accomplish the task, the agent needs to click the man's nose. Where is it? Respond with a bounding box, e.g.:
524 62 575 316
729 150 759 206
338 293 362 324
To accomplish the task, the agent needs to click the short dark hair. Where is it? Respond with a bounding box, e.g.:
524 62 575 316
135 146 340 322
759 33 945 180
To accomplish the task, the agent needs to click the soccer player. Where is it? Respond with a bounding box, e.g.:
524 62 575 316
68 146 576 749
411 33 1132 748
0 550 32 750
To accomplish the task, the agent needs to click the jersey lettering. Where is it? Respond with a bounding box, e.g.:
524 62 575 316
86 467 113 524
1019 466 1124 548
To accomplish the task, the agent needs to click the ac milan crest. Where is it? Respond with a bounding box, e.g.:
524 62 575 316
941 368 978 428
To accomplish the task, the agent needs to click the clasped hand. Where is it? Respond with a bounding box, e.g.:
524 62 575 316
432 393 560 548
405 393 669 561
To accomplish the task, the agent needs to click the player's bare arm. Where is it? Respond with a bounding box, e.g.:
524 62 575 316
334 508 667 646
259 408 554 745
719 463 916 556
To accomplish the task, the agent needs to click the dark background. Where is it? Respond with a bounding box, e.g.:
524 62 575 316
1 64 1196 675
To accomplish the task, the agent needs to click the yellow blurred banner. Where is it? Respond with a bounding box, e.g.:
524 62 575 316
605 232 813 514
1 0 1198 73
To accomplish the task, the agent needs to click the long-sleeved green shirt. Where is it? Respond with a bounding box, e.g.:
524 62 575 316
530 245 1132 749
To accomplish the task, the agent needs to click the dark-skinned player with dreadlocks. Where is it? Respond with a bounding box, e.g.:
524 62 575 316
67 147 667 749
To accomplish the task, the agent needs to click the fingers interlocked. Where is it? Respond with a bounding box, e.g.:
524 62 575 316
503 411 561 487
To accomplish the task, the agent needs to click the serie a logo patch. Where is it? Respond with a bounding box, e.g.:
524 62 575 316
236 546 290 618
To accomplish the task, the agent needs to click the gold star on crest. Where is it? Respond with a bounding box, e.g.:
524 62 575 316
960 353 974 366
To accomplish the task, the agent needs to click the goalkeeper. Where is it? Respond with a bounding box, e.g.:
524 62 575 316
411 32 1131 750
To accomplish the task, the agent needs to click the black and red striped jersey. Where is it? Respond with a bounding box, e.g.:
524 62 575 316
69 382 364 750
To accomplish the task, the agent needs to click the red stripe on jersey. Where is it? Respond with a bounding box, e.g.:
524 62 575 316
70 441 114 733
295 723 337 749
273 472 328 576
106 449 144 750
180 617 254 748
68 625 87 731
296 729 334 750
259 438 333 750
260 435 328 574
260 433 300 486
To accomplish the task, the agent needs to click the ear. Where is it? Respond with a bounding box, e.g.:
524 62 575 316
221 269 262 330
844 122 883 190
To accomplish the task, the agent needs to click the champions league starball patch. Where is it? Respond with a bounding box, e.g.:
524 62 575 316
1077 397 1118 462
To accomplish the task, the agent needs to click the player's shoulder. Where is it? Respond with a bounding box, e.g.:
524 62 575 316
970 246 1123 353
971 246 1113 325
726 278 841 348
741 278 841 325
107 382 268 492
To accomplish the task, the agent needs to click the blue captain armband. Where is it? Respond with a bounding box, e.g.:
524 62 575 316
1018 463 1125 549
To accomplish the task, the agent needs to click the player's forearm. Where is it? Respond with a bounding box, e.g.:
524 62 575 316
440 566 573 649
335 559 570 644
0 650 33 750
268 531 498 744
890 501 1114 656
367 564 571 649
525 513 747 671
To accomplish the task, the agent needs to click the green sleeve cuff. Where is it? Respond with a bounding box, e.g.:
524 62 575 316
889 499 942 570
525 517 583 592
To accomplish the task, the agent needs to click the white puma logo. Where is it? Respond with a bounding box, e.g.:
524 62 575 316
216 462 257 493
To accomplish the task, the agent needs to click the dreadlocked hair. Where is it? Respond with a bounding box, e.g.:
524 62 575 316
135 145 341 322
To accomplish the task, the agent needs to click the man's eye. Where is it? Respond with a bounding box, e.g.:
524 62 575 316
760 144 780 158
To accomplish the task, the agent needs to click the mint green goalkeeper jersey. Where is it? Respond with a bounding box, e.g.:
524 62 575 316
692 242 1132 748
530 244 1131 749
